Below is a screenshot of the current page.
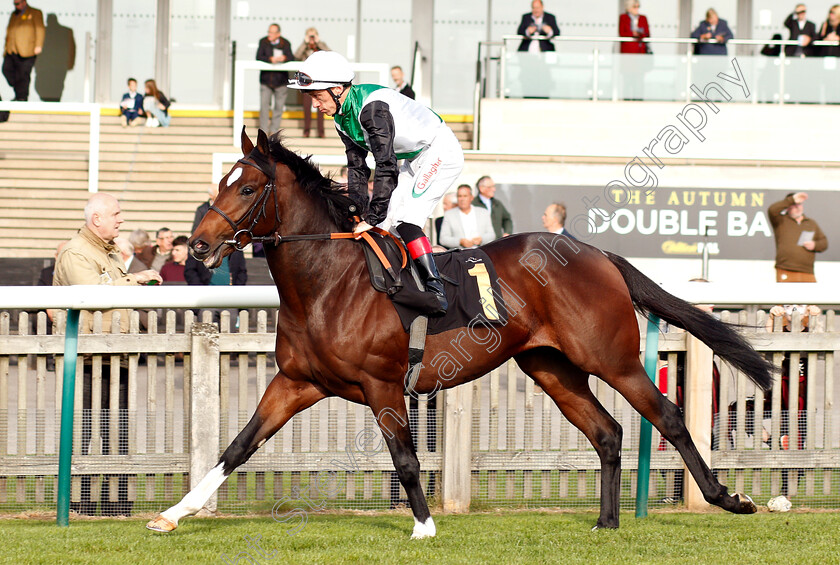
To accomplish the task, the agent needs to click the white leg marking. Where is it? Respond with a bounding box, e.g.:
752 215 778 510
160 463 228 525
411 516 436 539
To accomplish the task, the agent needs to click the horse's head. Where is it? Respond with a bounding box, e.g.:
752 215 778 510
190 127 281 267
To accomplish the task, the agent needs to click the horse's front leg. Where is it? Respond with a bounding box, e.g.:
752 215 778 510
366 384 435 539
146 373 325 532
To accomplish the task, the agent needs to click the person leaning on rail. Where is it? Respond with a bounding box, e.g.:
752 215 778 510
690 8 733 55
618 0 651 54
53 193 160 516
517 0 560 53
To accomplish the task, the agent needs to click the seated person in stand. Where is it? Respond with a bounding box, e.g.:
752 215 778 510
120 78 145 127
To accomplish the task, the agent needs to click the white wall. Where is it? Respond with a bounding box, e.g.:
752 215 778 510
479 97 840 162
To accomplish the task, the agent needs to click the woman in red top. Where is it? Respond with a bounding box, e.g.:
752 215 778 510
619 1 651 54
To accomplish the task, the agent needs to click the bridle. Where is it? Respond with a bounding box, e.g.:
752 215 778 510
205 147 406 280
208 148 282 250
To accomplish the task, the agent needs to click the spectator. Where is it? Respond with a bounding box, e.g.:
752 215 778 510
2 0 43 101
53 193 160 516
691 9 733 55
541 202 575 239
115 236 147 274
38 240 66 325
391 65 415 100
439 184 496 249
184 250 247 286
159 235 188 283
760 33 784 57
517 0 560 53
784 4 817 57
817 4 840 56
192 184 218 233
37 240 65 286
294 27 328 138
434 192 456 247
150 227 174 272
129 228 153 269
143 78 170 127
657 301 722 504
337 165 348 185
768 192 827 282
119 77 144 127
473 175 513 239
765 303 818 497
619 1 650 54
257 23 294 134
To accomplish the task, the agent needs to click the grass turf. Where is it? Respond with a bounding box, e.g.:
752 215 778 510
1 510 838 564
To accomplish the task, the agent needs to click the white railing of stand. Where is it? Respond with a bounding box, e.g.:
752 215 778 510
212 151 374 183
489 35 839 104
2 281 839 311
232 60 390 146
0 102 100 193
83 32 93 104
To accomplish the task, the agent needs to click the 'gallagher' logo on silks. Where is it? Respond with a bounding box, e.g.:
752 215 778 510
412 158 442 198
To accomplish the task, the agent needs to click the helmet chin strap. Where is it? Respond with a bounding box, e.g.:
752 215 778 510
328 84 349 113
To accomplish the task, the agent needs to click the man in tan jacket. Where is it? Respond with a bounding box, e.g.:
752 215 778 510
768 192 828 282
54 193 160 515
3 0 44 100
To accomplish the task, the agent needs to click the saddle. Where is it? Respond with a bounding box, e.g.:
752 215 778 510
359 232 509 335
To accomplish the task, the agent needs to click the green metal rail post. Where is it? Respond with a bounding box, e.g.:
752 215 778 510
635 315 660 518
56 309 80 527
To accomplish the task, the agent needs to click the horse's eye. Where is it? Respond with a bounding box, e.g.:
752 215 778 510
241 186 255 196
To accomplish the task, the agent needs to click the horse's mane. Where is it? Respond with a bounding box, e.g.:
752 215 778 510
267 133 365 231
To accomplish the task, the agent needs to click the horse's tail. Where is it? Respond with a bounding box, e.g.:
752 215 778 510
604 251 773 391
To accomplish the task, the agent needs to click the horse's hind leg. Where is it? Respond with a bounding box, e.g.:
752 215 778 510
146 373 325 532
516 349 623 529
604 359 756 514
364 384 434 539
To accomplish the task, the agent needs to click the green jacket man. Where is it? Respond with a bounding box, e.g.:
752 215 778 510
473 175 513 239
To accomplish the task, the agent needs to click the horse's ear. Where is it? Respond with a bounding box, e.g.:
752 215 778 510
241 126 254 156
256 128 270 156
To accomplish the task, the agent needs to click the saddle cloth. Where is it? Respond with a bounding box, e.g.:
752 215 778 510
361 232 509 335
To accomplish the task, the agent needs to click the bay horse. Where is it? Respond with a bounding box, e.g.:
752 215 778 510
146 129 771 537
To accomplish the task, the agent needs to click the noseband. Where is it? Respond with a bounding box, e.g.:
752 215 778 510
208 149 282 250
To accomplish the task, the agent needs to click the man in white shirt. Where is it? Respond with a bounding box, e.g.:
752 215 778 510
439 184 496 249
541 202 576 239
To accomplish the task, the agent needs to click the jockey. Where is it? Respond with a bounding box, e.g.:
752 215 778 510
289 51 464 316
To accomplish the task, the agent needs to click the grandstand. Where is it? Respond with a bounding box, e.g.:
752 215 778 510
1 0 838 285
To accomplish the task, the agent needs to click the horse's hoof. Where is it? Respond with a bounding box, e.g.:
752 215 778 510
734 493 757 514
146 515 178 532
591 523 618 532
411 517 436 539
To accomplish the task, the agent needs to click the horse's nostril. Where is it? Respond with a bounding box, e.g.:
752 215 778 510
192 239 209 253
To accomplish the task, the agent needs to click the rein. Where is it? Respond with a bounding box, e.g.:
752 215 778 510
208 151 406 275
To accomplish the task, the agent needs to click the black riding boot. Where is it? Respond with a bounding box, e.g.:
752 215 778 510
414 252 448 316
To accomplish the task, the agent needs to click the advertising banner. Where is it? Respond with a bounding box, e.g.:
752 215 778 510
497 185 837 261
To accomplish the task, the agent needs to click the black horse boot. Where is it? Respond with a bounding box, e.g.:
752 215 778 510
413 250 448 316
398 224 448 316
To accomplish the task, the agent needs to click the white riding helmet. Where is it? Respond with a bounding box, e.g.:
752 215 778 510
288 51 355 90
